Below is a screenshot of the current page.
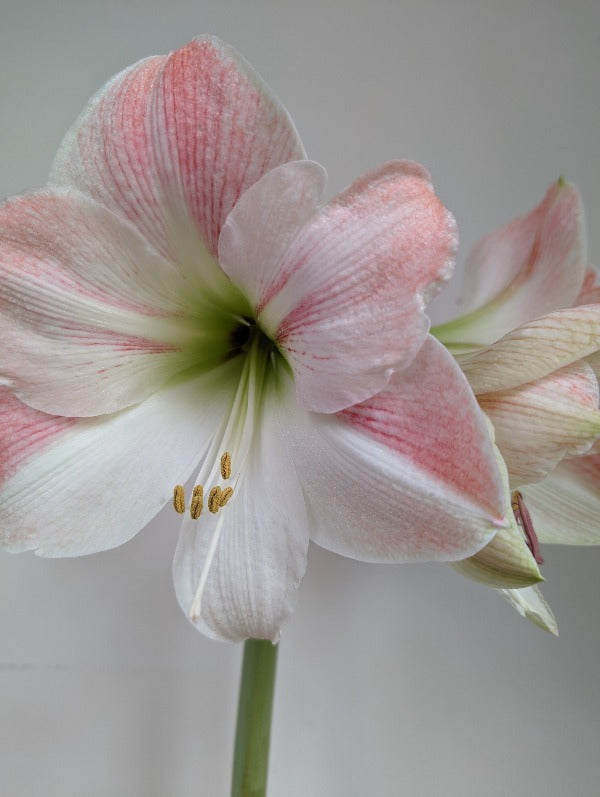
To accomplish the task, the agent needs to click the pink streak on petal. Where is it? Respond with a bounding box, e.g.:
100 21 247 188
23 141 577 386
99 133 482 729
76 57 167 245
52 37 304 262
0 191 187 319
260 162 457 413
338 336 504 521
0 190 198 417
0 389 75 484
154 38 305 255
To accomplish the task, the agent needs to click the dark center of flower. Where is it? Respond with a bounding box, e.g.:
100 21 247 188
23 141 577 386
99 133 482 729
229 317 253 352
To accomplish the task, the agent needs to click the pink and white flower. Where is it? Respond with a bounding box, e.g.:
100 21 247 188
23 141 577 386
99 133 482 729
0 36 507 641
434 180 600 633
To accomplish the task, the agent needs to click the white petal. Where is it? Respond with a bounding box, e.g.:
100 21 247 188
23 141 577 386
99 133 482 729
497 586 558 635
460 306 600 395
282 337 506 563
521 453 600 544
479 361 600 486
172 377 309 642
218 161 327 310
0 363 238 556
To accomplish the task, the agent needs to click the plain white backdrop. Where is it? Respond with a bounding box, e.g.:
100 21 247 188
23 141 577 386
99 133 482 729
1 1 599 795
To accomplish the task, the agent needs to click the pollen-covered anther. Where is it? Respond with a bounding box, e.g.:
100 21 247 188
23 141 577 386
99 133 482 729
220 451 232 480
173 485 185 514
219 486 234 507
208 486 223 514
190 485 204 519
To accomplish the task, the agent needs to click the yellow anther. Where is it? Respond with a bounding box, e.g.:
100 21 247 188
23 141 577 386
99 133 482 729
190 485 204 520
173 485 185 514
208 486 222 514
220 451 232 480
219 486 234 507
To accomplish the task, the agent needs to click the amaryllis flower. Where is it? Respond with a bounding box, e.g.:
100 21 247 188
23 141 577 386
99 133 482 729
0 36 507 642
434 180 600 633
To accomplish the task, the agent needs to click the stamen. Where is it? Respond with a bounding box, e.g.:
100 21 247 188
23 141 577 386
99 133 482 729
219 486 234 507
511 490 544 565
220 451 232 480
173 485 185 514
190 485 204 519
187 334 268 624
208 486 223 514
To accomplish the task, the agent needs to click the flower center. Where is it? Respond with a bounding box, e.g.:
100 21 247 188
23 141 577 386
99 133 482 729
228 317 253 353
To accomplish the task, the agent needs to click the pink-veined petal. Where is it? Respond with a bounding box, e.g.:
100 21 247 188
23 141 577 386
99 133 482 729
218 160 327 310
50 36 305 267
521 453 600 545
460 306 600 395
446 180 586 346
173 379 308 642
0 190 213 417
256 161 457 413
478 361 600 486
0 363 239 556
282 337 506 563
497 586 558 635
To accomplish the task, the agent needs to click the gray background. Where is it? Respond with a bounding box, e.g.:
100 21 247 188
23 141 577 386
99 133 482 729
1 1 599 795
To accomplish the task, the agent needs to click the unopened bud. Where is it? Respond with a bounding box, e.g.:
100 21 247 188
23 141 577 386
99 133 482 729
452 520 543 588
452 445 544 588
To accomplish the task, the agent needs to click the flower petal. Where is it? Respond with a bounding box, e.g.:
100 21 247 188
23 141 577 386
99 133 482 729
439 179 586 347
257 161 457 412
282 337 506 562
460 306 600 394
586 350 600 383
450 448 543 588
0 190 216 417
50 36 305 264
478 361 600 486
521 453 600 544
497 586 558 635
576 266 600 305
0 363 239 556
172 378 308 642
218 160 327 310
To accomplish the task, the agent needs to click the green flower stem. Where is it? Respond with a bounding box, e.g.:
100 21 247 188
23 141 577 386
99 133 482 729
231 638 279 797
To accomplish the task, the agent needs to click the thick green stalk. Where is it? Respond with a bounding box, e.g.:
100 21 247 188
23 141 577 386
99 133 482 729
231 638 279 797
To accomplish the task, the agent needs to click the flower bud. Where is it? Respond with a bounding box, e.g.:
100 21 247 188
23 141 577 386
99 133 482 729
451 517 543 588
451 442 543 588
